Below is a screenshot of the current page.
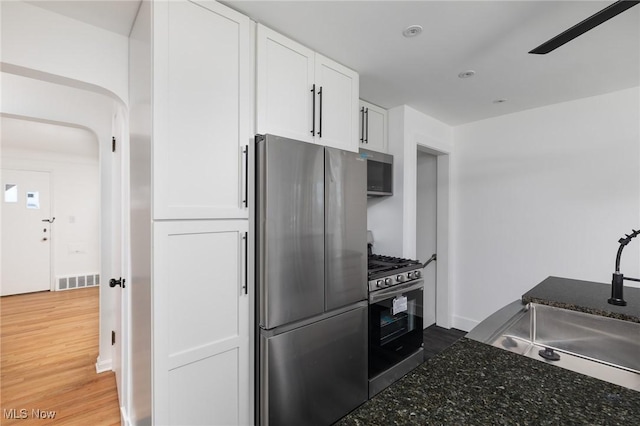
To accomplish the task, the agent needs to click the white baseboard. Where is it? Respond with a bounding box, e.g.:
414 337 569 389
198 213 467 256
121 406 132 426
95 356 113 373
452 315 479 332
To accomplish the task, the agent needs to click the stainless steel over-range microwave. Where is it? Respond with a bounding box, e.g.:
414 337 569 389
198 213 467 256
359 148 393 196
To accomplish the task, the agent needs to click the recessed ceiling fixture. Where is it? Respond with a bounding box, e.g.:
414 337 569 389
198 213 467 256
402 25 423 38
493 99 508 104
458 70 476 79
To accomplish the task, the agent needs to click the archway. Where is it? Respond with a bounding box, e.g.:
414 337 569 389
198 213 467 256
1 70 129 415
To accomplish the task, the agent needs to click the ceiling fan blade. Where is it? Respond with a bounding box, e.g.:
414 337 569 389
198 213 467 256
529 0 640 54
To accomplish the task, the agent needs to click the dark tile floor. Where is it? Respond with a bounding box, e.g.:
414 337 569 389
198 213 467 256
423 324 467 361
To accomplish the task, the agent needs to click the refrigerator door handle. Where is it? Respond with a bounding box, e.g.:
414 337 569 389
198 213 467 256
242 232 248 295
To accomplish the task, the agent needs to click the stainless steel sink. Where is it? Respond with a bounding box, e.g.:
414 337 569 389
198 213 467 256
467 301 640 391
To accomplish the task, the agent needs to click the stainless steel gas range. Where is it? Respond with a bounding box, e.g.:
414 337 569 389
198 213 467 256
367 253 425 398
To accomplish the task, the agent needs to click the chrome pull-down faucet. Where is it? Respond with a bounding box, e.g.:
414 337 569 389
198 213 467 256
609 229 640 306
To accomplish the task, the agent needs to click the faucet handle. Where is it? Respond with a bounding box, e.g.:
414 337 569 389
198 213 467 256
608 273 627 306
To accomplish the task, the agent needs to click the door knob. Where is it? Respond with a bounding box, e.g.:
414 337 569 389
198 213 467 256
42 237 48 241
110 278 126 288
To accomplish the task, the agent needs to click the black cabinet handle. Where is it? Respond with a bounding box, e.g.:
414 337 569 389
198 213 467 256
310 84 316 136
318 86 323 138
360 107 365 143
243 145 249 208
365 108 369 143
243 232 248 295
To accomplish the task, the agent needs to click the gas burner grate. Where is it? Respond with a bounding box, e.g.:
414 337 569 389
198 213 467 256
367 254 422 280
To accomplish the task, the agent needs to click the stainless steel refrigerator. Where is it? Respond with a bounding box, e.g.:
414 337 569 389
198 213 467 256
256 134 368 426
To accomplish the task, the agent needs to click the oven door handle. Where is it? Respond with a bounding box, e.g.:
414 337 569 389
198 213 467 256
369 279 424 304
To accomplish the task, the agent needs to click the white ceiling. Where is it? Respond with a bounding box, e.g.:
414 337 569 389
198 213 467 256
26 0 141 36
1 116 99 158
225 1 640 125
27 0 640 126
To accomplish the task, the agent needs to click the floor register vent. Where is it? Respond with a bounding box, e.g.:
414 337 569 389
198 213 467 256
57 273 100 291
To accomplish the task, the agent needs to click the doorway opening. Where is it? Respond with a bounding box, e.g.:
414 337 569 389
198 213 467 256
415 143 450 329
2 64 129 422
1 117 100 297
417 149 437 327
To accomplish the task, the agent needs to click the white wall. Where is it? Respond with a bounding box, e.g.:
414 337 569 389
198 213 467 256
2 0 131 412
1 1 129 104
2 145 100 279
366 108 404 255
128 1 153 424
402 106 453 260
367 105 453 257
2 0 131 377
367 105 454 328
452 87 640 331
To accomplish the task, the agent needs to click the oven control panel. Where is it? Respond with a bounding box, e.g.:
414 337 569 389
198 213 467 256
368 269 422 292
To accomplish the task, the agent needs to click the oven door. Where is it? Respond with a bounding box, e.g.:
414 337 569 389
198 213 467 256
368 280 424 379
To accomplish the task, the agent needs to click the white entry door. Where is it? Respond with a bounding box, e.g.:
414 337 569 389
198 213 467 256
1 169 52 296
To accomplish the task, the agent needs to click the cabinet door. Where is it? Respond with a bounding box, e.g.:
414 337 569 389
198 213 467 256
256 24 315 143
154 0 251 220
359 100 387 153
153 220 250 426
314 53 360 152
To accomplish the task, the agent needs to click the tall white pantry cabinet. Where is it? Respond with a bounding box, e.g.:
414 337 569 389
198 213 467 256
129 1 252 425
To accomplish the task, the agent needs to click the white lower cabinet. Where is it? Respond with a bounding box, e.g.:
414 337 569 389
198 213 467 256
153 220 250 425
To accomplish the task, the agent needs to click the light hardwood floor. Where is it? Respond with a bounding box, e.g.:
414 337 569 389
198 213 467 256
1 287 120 425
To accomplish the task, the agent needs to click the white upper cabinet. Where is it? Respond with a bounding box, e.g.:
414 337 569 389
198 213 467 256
359 100 388 153
154 0 251 220
315 54 360 152
256 25 315 143
256 24 360 152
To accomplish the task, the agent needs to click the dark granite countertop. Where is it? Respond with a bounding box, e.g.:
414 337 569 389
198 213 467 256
522 276 640 323
336 338 640 425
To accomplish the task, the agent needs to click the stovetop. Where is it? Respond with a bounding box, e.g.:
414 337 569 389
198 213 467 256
367 254 423 292
368 255 421 276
